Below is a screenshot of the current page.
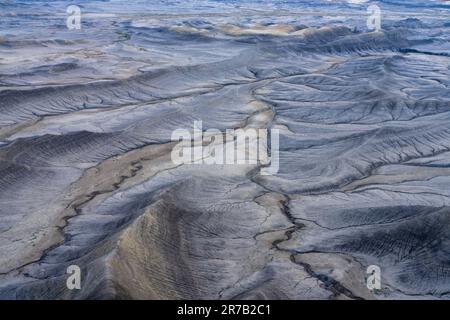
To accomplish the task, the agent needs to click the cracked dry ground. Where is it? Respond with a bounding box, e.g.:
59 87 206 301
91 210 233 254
1 6 450 299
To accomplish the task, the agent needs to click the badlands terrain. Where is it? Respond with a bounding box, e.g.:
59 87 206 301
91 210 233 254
0 0 449 299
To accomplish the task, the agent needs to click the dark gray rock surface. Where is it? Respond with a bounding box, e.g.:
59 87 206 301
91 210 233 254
0 0 449 299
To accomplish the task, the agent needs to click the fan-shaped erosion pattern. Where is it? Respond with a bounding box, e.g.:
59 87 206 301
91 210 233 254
0 0 449 299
